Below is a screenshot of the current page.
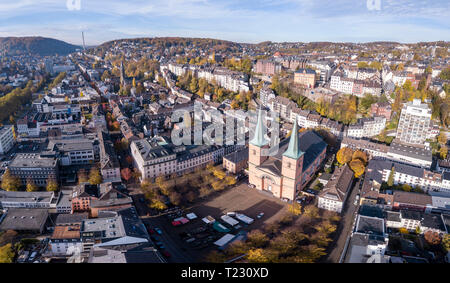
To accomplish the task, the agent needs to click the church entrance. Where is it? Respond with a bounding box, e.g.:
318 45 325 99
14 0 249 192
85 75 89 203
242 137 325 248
262 176 275 196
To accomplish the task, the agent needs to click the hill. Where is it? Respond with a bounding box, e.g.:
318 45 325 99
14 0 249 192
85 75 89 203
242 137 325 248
0 36 80 56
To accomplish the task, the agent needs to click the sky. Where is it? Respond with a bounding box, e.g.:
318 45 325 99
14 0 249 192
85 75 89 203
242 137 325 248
0 0 449 46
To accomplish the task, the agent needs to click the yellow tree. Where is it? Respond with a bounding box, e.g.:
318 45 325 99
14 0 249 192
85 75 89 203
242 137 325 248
352 150 368 165
26 178 38 192
247 249 270 263
288 202 302 216
0 244 15 263
88 166 102 185
46 178 58 192
349 159 365 178
336 147 354 165
1 169 21 191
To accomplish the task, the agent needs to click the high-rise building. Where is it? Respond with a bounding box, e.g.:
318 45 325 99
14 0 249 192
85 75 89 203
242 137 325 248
396 99 432 145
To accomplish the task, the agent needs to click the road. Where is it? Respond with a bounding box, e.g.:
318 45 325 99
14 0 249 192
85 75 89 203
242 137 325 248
324 175 362 263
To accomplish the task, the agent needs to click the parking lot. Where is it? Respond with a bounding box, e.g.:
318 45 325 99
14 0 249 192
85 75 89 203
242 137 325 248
142 183 288 262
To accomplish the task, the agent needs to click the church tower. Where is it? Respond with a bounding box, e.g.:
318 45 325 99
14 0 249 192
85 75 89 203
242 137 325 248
120 60 127 87
281 118 304 200
249 109 269 166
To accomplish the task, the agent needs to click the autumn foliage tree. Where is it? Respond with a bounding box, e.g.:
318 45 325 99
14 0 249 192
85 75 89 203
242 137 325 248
1 169 21 191
352 150 368 165
349 159 365 178
336 147 354 165
121 168 132 182
424 230 442 245
88 166 102 185
26 178 38 192
46 178 58 192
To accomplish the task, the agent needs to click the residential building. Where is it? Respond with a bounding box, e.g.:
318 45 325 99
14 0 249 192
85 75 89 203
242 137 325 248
294 68 316 88
0 125 15 154
396 99 433 145
318 164 354 213
223 148 249 174
254 60 282 76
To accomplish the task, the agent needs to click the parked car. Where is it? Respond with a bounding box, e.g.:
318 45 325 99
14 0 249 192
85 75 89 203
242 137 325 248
155 228 163 235
185 237 196 243
257 212 264 219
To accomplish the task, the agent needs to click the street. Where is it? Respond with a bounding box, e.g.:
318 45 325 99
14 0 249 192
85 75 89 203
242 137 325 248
324 175 362 263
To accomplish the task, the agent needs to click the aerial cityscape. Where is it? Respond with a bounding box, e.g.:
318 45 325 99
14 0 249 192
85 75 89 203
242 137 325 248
0 0 449 269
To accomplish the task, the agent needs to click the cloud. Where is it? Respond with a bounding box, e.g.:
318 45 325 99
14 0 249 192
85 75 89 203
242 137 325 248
0 0 448 44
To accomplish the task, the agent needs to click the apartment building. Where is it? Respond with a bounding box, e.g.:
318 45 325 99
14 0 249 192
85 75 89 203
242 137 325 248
347 116 386 139
254 60 282 76
396 99 433 145
294 68 316 88
269 96 296 121
0 125 15 154
317 164 354 213
131 137 240 180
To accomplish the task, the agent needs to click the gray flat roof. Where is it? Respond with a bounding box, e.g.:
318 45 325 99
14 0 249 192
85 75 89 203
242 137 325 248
9 153 57 168
0 208 48 231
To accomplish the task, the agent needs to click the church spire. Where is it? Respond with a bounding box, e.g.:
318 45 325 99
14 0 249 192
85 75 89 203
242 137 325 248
250 108 269 147
283 117 304 159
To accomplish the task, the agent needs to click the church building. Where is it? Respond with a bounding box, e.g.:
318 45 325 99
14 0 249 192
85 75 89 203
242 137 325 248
248 110 327 201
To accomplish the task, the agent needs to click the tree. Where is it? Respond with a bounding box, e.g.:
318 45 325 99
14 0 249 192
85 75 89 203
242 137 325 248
168 191 182 206
352 150 368 165
336 147 353 165
415 226 421 235
149 197 167 211
439 146 448 159
303 205 319 219
1 169 21 191
88 166 102 185
26 178 38 192
121 168 132 182
387 166 395 187
288 202 302 216
0 244 15 263
46 178 58 192
247 248 269 263
442 234 450 251
438 132 447 145
349 159 365 178
78 169 88 184
424 230 441 245
246 230 269 248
